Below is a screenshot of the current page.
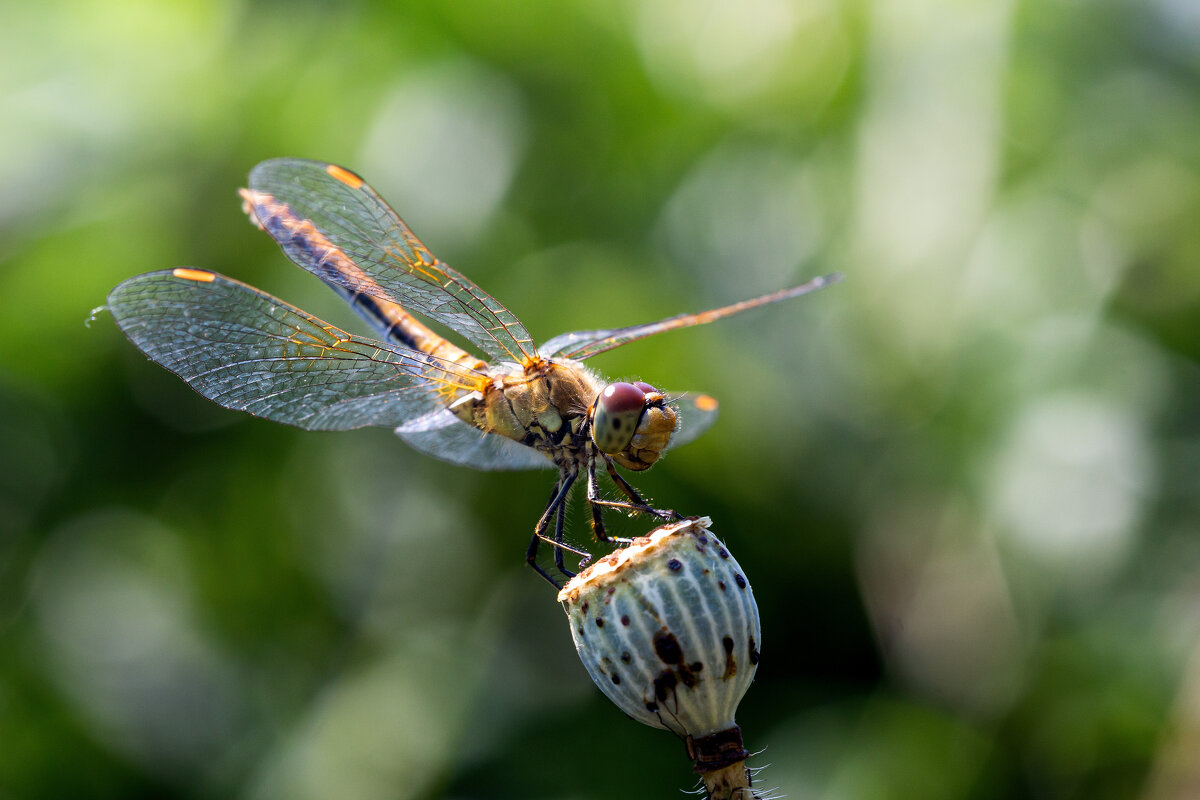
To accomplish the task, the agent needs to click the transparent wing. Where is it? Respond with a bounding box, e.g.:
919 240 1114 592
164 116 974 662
396 409 554 471
667 393 720 451
541 274 842 361
107 269 489 431
242 158 537 365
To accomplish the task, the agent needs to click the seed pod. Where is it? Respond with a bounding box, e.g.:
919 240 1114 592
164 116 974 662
559 517 762 795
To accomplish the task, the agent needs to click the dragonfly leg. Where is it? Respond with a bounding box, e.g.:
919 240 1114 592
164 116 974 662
526 471 586 587
552 479 574 577
595 455 683 522
586 457 634 550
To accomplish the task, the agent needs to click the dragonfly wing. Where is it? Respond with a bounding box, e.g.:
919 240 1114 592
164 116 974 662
538 328 611 360
243 159 537 365
396 409 554 471
541 273 842 361
107 269 488 431
667 393 720 451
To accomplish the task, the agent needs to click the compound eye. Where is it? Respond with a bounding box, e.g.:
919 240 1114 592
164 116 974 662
633 381 658 396
592 382 647 454
602 382 645 413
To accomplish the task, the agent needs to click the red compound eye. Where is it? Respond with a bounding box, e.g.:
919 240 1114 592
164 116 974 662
634 381 658 396
592 382 649 454
601 382 646 414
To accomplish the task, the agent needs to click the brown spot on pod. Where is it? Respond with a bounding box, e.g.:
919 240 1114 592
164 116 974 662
722 636 738 679
654 669 678 702
654 631 684 664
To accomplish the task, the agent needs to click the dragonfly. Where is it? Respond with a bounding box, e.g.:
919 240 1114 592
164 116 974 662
107 159 840 586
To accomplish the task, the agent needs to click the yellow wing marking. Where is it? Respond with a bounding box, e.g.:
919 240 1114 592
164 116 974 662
173 268 216 282
382 244 444 284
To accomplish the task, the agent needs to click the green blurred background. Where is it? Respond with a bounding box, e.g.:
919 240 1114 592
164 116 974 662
4 0 1200 797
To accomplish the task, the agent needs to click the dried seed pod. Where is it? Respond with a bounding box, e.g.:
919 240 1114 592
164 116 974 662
559 517 762 796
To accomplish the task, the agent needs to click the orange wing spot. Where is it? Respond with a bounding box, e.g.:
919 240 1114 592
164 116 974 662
325 164 364 189
172 268 216 283
695 394 719 412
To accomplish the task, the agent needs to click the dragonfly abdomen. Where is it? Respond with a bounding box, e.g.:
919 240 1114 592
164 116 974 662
343 287 487 370
240 187 486 372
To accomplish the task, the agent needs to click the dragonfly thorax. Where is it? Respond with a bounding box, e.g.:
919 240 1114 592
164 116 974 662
458 359 604 466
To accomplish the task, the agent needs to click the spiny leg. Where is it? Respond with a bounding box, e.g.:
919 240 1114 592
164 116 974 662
584 453 683 556
595 455 682 521
526 471 586 587
585 456 634 558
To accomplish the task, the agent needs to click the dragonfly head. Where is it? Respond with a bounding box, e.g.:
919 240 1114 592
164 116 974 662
590 381 678 471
